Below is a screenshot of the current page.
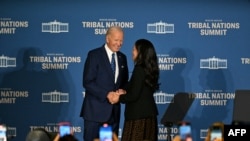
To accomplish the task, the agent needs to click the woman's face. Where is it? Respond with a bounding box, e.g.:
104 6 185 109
132 46 138 61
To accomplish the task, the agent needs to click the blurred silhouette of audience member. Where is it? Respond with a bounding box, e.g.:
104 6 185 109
57 134 78 141
26 127 79 141
172 121 224 141
172 134 192 141
172 122 224 141
93 132 119 141
172 135 181 141
52 132 78 141
205 122 224 141
25 128 52 141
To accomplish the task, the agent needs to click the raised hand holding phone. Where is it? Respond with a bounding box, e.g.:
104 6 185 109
0 124 7 141
210 126 222 141
178 121 192 141
58 122 71 137
99 123 112 141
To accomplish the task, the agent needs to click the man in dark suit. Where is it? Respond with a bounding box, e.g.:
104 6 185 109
80 26 129 141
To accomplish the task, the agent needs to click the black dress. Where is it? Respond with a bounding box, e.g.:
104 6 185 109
121 117 158 141
119 65 159 141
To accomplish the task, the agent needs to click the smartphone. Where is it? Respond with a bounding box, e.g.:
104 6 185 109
210 126 222 141
178 122 192 141
99 123 112 141
58 122 71 137
0 124 7 141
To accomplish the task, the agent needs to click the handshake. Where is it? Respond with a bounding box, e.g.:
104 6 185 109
107 89 126 104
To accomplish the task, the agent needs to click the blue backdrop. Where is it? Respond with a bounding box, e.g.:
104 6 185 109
1 0 250 141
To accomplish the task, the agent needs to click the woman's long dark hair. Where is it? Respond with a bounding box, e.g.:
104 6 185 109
134 39 160 91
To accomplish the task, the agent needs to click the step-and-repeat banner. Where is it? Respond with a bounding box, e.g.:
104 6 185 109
1 0 250 141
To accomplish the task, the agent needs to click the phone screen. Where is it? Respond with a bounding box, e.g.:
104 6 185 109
59 122 71 137
0 125 7 141
179 122 192 141
99 123 112 141
210 126 222 141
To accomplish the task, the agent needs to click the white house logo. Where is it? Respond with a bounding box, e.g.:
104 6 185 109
200 56 227 69
42 20 69 33
7 126 17 138
147 21 174 34
154 91 174 104
0 55 16 68
42 90 69 103
200 129 208 139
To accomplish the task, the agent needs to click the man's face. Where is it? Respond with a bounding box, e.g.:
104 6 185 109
106 30 123 52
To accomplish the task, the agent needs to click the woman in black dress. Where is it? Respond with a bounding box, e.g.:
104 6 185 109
108 39 160 141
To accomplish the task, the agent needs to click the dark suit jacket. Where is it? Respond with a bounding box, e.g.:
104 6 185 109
80 45 129 122
119 65 158 120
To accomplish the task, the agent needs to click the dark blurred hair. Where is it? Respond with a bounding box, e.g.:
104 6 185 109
134 39 160 91
25 128 51 141
59 134 78 141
